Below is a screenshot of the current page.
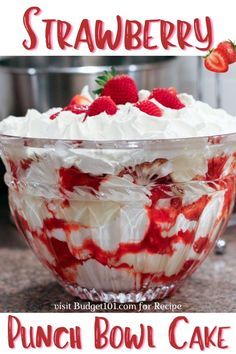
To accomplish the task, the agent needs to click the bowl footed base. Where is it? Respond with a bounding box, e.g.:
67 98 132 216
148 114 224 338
61 281 182 303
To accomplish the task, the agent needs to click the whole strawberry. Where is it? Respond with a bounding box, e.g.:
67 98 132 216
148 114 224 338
135 100 162 117
217 40 236 64
204 49 229 73
87 96 117 117
94 68 138 105
149 88 185 109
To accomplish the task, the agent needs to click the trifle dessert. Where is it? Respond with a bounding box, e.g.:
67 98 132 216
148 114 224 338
0 70 236 303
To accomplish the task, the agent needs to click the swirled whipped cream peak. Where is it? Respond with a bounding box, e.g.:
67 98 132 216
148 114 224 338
1 71 236 140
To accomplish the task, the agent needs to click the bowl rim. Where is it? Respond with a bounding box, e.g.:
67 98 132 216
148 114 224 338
0 131 236 149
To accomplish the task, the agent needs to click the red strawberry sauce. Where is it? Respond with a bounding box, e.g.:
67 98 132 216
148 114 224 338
50 104 89 120
12 176 232 288
10 154 235 289
59 166 105 195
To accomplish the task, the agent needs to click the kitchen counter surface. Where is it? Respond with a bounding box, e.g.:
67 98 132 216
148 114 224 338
0 193 236 313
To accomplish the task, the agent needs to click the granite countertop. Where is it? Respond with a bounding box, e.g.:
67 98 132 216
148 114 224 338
0 192 236 313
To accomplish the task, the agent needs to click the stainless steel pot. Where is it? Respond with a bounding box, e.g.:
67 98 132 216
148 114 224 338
0 56 176 119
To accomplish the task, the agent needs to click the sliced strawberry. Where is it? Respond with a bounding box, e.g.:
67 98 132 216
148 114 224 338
168 87 177 95
94 69 138 105
170 197 182 209
206 155 228 180
149 88 185 109
217 40 236 64
50 112 60 120
204 49 229 73
63 104 89 115
134 100 162 117
87 96 117 117
182 195 209 221
118 158 170 188
49 104 88 120
69 94 91 106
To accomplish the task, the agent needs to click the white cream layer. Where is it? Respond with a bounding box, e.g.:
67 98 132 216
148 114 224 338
1 90 236 140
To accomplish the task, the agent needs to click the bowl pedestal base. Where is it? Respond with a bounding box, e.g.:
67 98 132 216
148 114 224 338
61 281 182 303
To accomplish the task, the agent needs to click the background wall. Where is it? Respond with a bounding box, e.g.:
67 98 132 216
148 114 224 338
177 57 236 115
0 56 235 117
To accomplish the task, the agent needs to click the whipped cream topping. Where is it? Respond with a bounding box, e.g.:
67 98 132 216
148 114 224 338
1 88 236 140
